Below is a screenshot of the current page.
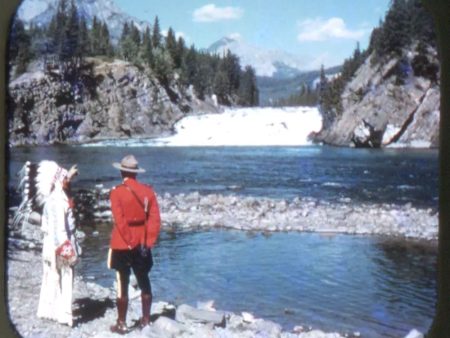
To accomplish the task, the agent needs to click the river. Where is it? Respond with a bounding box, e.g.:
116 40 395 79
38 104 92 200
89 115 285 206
7 144 438 337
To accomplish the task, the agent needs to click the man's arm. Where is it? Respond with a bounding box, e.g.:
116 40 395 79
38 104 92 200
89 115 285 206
146 189 161 247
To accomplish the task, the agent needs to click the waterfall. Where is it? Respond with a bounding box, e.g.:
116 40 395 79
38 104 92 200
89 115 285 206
154 106 323 146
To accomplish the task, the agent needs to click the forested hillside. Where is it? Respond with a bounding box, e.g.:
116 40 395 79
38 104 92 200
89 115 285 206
8 0 259 108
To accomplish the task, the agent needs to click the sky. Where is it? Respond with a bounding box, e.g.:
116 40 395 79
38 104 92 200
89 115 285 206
114 0 391 68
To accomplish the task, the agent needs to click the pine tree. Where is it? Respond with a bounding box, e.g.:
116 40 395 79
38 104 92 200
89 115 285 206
152 16 162 49
213 70 230 104
152 47 174 85
10 18 32 75
165 27 177 66
238 65 258 106
78 16 89 57
378 0 410 57
62 0 79 62
120 21 139 61
184 45 198 85
141 26 153 66
90 16 100 55
222 50 241 94
175 36 186 70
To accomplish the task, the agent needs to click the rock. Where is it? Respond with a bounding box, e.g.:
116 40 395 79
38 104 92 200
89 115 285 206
312 49 439 148
175 304 226 326
8 58 222 146
151 316 187 337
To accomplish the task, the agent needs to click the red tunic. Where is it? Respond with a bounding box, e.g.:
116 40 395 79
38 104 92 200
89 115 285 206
109 177 161 250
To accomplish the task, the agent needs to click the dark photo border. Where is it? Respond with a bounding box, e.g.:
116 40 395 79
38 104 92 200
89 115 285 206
1 1 449 337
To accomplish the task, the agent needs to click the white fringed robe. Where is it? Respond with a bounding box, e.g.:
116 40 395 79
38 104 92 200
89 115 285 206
37 187 77 326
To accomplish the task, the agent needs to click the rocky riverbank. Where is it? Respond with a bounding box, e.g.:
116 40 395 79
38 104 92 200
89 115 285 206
7 236 352 338
74 187 438 241
7 189 434 337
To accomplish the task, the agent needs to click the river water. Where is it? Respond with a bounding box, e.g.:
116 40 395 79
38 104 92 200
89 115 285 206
7 145 438 337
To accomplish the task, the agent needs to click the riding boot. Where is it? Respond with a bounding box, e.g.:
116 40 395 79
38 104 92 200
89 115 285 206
139 293 152 328
110 297 128 334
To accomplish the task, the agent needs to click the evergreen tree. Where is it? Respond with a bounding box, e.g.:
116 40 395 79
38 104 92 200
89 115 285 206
130 23 141 47
90 16 101 55
10 18 32 75
61 0 79 62
119 21 139 61
165 27 177 67
78 16 89 57
152 16 162 49
318 65 328 104
175 36 186 70
100 22 113 56
238 65 259 106
141 26 153 66
193 53 214 100
222 50 241 94
213 70 230 104
409 0 436 44
50 0 68 58
152 47 174 85
184 45 198 85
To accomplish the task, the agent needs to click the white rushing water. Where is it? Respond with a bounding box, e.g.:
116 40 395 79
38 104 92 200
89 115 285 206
83 106 322 147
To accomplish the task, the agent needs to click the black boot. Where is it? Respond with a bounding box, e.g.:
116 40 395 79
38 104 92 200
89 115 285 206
110 297 128 334
139 293 152 329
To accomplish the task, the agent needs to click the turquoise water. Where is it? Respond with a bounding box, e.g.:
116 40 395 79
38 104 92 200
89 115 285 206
8 145 438 207
78 226 436 338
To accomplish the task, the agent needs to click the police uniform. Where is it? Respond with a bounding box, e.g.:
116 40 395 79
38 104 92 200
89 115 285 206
108 155 161 333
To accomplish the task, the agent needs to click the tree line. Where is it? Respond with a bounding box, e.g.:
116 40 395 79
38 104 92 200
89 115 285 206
8 0 258 107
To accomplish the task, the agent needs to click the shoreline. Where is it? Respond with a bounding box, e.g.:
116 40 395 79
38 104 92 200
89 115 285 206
6 188 433 337
6 239 352 338
6 236 425 338
76 188 439 242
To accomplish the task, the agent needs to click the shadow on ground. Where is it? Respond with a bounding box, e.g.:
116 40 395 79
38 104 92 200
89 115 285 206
73 297 115 326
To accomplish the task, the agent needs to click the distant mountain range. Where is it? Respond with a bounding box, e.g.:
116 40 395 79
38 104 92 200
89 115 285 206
206 35 310 78
16 0 150 42
205 35 341 104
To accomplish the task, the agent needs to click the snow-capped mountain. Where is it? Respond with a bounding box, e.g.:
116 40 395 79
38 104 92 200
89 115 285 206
16 0 150 42
206 35 310 78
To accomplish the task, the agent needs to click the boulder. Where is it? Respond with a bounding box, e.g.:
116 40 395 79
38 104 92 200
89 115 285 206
175 304 226 327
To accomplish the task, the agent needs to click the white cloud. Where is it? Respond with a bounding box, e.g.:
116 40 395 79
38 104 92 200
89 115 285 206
297 17 365 42
193 4 243 23
227 33 243 41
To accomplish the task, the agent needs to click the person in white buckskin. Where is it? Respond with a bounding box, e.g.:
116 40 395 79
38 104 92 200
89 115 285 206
36 161 80 327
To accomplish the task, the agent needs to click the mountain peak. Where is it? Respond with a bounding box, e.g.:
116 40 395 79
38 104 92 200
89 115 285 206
16 0 149 42
206 35 307 78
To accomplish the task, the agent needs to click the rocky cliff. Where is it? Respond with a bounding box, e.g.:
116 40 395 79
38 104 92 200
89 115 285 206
8 58 221 146
312 47 440 148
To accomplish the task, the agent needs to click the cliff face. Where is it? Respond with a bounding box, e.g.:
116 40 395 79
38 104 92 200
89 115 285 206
8 58 220 146
313 48 440 148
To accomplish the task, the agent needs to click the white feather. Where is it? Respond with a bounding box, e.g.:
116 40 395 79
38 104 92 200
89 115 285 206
12 160 65 229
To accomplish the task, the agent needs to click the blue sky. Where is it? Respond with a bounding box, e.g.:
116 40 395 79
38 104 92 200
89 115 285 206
114 0 391 68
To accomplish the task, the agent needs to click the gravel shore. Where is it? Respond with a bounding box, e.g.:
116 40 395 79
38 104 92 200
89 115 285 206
7 243 351 338
6 190 432 337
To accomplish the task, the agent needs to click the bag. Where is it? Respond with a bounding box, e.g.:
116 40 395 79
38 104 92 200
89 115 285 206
55 239 78 268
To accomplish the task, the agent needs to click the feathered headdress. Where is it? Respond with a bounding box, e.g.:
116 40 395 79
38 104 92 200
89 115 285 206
11 160 78 229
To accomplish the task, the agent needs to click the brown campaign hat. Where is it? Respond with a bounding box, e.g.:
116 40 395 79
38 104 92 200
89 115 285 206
112 154 146 173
